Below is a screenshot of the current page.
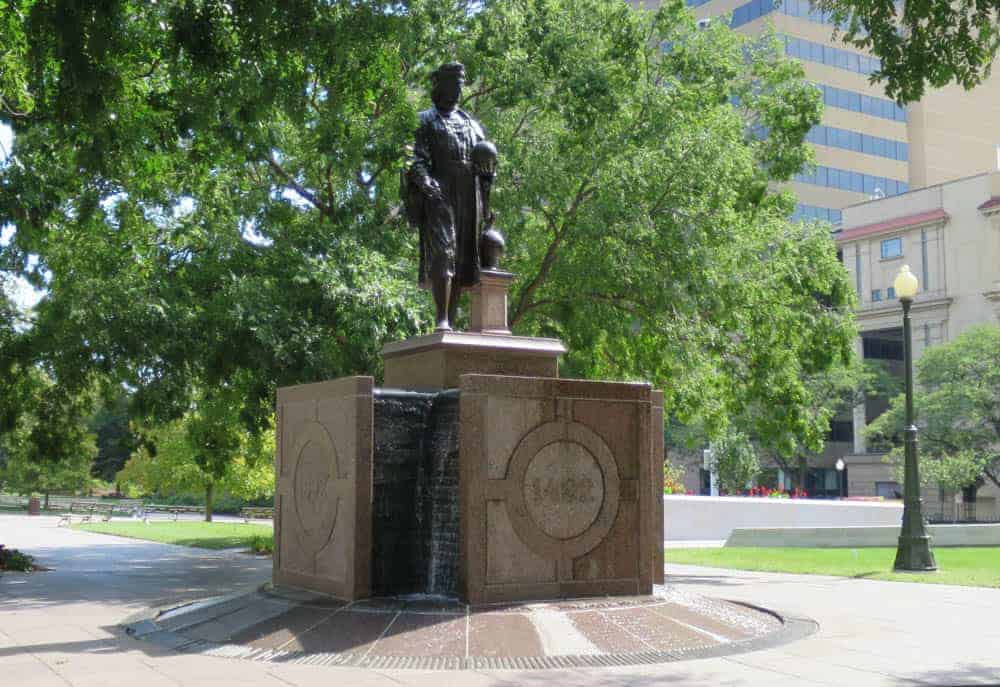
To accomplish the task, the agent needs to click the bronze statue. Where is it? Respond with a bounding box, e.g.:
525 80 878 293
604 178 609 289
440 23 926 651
403 62 501 331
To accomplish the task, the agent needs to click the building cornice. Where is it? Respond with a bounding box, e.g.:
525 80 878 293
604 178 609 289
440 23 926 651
856 295 953 323
978 196 1000 216
836 208 949 243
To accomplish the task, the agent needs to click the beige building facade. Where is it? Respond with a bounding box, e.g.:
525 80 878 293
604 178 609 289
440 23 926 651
836 171 1000 517
630 0 1000 225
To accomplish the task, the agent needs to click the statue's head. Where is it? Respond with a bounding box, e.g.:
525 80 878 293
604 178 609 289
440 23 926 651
431 62 465 113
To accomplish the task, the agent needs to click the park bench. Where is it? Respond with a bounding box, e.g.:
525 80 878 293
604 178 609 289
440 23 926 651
58 501 114 526
109 498 146 518
142 504 205 522
241 507 273 522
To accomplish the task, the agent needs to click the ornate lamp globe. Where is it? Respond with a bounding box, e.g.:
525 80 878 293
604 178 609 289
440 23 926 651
894 265 919 301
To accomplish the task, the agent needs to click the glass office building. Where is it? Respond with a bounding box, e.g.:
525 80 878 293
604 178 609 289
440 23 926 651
629 0 1000 228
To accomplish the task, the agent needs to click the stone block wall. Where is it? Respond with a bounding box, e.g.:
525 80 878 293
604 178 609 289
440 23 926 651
274 377 373 600
458 375 659 604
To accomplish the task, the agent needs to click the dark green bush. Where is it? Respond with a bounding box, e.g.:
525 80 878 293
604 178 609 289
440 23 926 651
0 545 36 571
246 533 274 555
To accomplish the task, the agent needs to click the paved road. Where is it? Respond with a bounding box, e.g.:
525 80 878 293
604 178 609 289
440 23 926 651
2 513 999 686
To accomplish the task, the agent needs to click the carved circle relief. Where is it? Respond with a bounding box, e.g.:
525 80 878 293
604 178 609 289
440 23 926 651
523 441 604 540
291 421 341 556
504 421 620 560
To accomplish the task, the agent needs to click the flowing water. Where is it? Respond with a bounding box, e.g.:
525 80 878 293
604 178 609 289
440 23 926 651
372 389 461 597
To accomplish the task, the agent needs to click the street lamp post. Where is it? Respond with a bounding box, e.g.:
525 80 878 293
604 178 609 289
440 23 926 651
892 265 937 572
835 458 846 499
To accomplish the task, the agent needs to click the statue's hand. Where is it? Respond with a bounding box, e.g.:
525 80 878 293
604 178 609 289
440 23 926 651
418 176 444 201
475 159 496 179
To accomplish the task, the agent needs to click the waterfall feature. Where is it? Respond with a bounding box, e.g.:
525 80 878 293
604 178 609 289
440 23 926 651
372 389 461 598
422 391 461 596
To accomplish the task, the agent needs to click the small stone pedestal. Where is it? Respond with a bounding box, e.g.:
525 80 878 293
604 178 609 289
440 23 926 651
382 269 565 391
382 332 565 390
469 269 514 334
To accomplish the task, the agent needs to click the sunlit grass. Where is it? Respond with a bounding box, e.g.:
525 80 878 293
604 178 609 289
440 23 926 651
667 547 1000 588
75 521 273 552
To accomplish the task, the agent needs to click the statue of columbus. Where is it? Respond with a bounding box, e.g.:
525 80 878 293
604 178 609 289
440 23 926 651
403 62 499 331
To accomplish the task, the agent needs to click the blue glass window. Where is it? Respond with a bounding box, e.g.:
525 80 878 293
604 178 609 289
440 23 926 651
784 36 881 75
881 237 903 259
794 165 907 196
803 121 907 160
791 204 843 224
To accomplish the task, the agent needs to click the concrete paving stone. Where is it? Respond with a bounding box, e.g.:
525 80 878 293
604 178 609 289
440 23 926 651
593 606 711 652
568 610 657 653
648 601 757 641
468 612 544 657
280 609 394 654
368 612 467 657
232 605 341 648
0 661 78 686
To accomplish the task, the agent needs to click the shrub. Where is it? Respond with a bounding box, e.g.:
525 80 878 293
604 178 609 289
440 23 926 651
246 533 274 555
663 459 686 495
0 545 36 571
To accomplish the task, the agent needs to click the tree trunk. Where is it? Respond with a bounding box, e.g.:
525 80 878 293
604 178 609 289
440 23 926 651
797 456 807 491
205 482 214 522
44 492 49 510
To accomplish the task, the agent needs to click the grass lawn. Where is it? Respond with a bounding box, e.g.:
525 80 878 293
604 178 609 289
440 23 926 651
667 547 1000 588
75 521 273 552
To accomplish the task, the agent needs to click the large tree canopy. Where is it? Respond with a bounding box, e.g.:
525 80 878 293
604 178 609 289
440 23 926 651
1 0 854 464
867 324 1000 493
817 0 1000 102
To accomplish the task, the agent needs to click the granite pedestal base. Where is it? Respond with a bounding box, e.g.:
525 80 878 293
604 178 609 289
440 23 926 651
381 331 565 391
274 373 664 604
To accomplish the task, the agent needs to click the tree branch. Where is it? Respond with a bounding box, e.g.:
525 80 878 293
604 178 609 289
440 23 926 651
985 466 1000 490
510 175 598 326
511 106 538 140
264 154 335 219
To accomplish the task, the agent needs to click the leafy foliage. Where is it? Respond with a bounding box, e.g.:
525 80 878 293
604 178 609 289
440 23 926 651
0 368 96 496
0 544 36 572
662 458 687 494
866 325 1000 492
117 404 275 517
710 429 761 494
88 392 139 483
1 0 854 481
816 0 1000 102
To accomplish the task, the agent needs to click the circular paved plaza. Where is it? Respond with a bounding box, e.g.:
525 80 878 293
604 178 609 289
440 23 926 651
125 584 813 670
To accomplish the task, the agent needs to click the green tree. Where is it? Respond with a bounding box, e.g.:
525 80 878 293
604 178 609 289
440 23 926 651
0 369 97 505
816 0 1000 102
710 430 761 494
465 2 853 451
88 392 139 486
866 325 1000 498
119 406 275 521
1 0 854 480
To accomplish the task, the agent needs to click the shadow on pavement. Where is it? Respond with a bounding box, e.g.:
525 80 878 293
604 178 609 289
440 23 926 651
0 627 161 659
892 662 1000 685
664 573 748 587
1 542 270 611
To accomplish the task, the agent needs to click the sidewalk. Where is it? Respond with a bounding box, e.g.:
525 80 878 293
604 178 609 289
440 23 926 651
2 513 999 686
